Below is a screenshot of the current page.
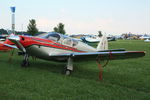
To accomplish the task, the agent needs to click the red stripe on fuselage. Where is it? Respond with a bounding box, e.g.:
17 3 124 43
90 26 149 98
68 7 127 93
19 36 85 53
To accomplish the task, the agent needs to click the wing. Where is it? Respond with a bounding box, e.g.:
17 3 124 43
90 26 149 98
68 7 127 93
53 51 145 61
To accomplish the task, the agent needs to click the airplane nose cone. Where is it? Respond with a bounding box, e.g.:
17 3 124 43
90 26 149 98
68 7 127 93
8 35 20 42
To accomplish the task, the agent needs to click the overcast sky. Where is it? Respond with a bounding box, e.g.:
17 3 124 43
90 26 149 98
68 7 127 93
0 0 150 35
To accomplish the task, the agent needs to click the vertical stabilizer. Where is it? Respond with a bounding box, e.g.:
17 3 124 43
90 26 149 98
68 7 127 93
96 35 108 51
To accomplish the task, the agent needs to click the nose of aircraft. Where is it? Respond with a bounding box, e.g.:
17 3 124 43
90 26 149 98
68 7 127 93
7 35 26 52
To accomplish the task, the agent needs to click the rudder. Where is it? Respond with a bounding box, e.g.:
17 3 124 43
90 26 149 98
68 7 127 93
96 35 108 51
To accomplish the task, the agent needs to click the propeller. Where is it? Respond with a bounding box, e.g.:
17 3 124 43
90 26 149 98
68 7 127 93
7 35 25 63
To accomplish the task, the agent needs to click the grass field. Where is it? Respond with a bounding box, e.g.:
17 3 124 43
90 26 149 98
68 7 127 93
0 40 150 100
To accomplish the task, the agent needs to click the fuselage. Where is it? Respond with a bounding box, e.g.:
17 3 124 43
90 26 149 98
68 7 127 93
9 32 97 61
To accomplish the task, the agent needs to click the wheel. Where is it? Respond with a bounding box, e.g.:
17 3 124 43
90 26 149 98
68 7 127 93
62 67 71 75
21 60 30 67
65 70 71 75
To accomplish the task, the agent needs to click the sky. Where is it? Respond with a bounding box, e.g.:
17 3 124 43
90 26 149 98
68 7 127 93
0 0 150 35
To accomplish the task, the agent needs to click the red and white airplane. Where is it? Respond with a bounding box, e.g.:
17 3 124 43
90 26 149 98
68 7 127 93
4 32 145 75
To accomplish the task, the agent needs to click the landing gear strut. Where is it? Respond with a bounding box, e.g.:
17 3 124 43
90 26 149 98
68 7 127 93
21 54 30 67
63 57 73 75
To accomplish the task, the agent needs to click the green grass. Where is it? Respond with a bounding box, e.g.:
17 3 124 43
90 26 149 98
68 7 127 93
0 40 150 100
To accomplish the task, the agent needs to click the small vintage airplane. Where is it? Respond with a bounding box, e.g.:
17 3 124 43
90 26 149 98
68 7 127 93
4 32 145 76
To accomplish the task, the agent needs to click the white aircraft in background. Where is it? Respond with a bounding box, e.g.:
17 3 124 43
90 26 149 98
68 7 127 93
144 38 150 42
139 35 150 42
81 35 100 43
140 35 150 39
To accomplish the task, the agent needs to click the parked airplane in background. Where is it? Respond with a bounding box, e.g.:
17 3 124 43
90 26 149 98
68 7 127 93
0 39 15 51
0 34 8 41
4 32 145 76
81 35 100 43
107 36 116 41
139 35 150 40
144 39 150 42
70 34 101 43
139 35 150 42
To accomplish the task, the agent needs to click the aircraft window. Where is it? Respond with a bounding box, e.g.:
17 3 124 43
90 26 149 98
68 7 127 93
72 39 78 46
63 38 72 46
47 33 60 41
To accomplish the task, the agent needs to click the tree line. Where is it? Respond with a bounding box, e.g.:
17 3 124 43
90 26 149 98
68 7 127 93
0 19 66 36
1 19 102 37
27 19 66 36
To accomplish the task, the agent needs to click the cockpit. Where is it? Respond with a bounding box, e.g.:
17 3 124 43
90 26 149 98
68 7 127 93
40 32 78 47
42 32 60 41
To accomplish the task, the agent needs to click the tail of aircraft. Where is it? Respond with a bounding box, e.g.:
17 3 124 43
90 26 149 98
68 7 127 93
96 35 108 51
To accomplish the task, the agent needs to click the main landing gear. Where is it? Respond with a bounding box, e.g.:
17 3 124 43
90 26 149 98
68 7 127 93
21 54 30 67
21 54 74 75
63 57 73 75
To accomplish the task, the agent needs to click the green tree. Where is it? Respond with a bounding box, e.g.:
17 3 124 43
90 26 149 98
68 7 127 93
27 19 38 36
53 23 66 34
0 29 8 34
98 31 103 37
